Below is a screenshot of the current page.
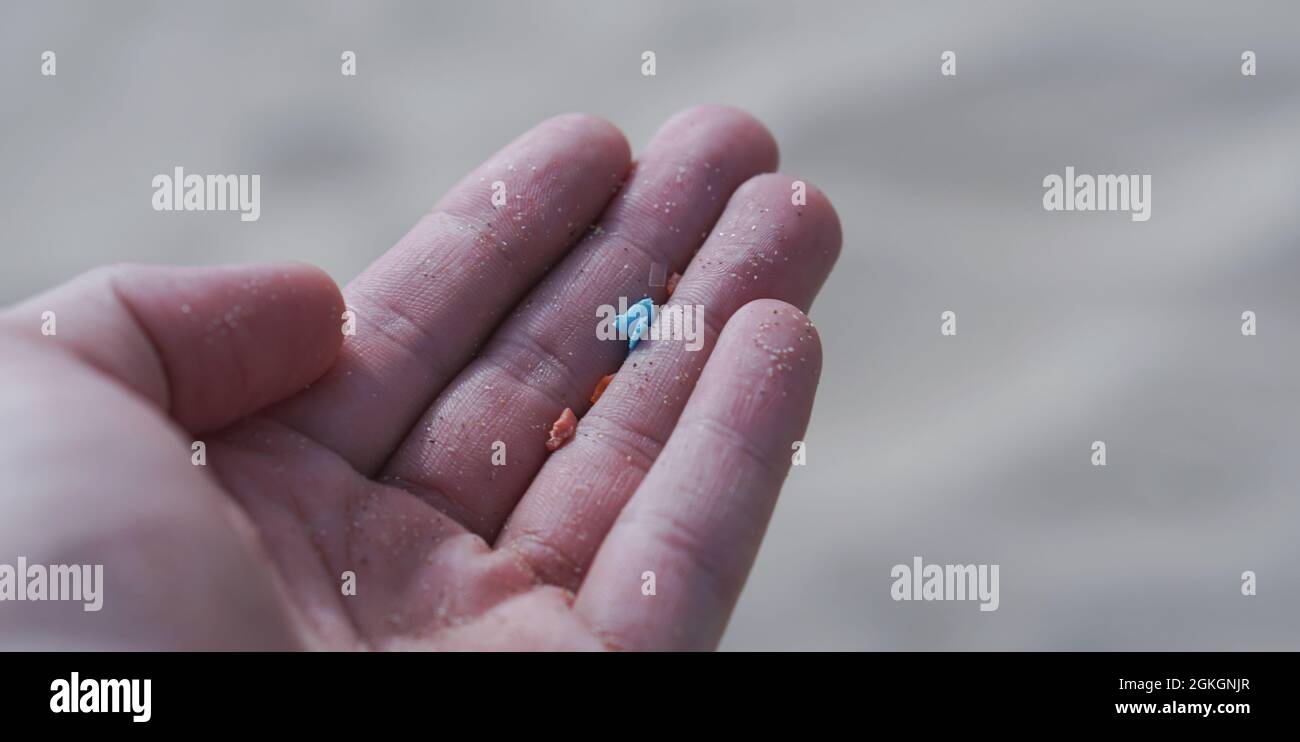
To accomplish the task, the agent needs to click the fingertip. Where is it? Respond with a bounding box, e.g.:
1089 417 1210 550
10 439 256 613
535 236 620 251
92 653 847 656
268 261 345 323
432 111 632 238
795 178 843 263
274 261 344 303
127 262 347 431
543 112 632 164
718 298 823 389
653 105 780 173
729 173 843 276
731 296 822 343
248 261 346 381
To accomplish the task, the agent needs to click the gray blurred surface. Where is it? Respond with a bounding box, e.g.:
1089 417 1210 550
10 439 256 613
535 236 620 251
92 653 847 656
2 1 1298 649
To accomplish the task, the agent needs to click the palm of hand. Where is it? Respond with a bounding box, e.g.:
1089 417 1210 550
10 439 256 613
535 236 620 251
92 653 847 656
1 107 839 651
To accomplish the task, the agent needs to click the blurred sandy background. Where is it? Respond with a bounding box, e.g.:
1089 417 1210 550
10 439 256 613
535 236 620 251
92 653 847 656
2 0 1298 649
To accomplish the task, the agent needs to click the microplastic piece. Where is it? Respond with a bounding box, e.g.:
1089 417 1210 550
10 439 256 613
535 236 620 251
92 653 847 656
648 262 668 288
665 271 682 297
546 407 577 452
615 297 655 351
590 373 615 404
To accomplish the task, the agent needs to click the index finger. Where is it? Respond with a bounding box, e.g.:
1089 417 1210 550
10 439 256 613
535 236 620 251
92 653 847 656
267 114 631 473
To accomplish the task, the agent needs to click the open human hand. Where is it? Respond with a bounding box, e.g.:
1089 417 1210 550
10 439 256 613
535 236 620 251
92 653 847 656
0 106 841 650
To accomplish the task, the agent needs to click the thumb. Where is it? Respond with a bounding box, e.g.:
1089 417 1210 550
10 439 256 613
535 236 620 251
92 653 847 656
3 262 345 433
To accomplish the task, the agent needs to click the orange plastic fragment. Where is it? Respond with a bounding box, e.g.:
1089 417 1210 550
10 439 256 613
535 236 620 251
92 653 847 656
665 271 682 297
590 373 615 404
546 407 577 452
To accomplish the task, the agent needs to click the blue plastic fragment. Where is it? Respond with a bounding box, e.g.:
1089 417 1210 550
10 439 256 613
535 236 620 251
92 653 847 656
615 297 655 351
